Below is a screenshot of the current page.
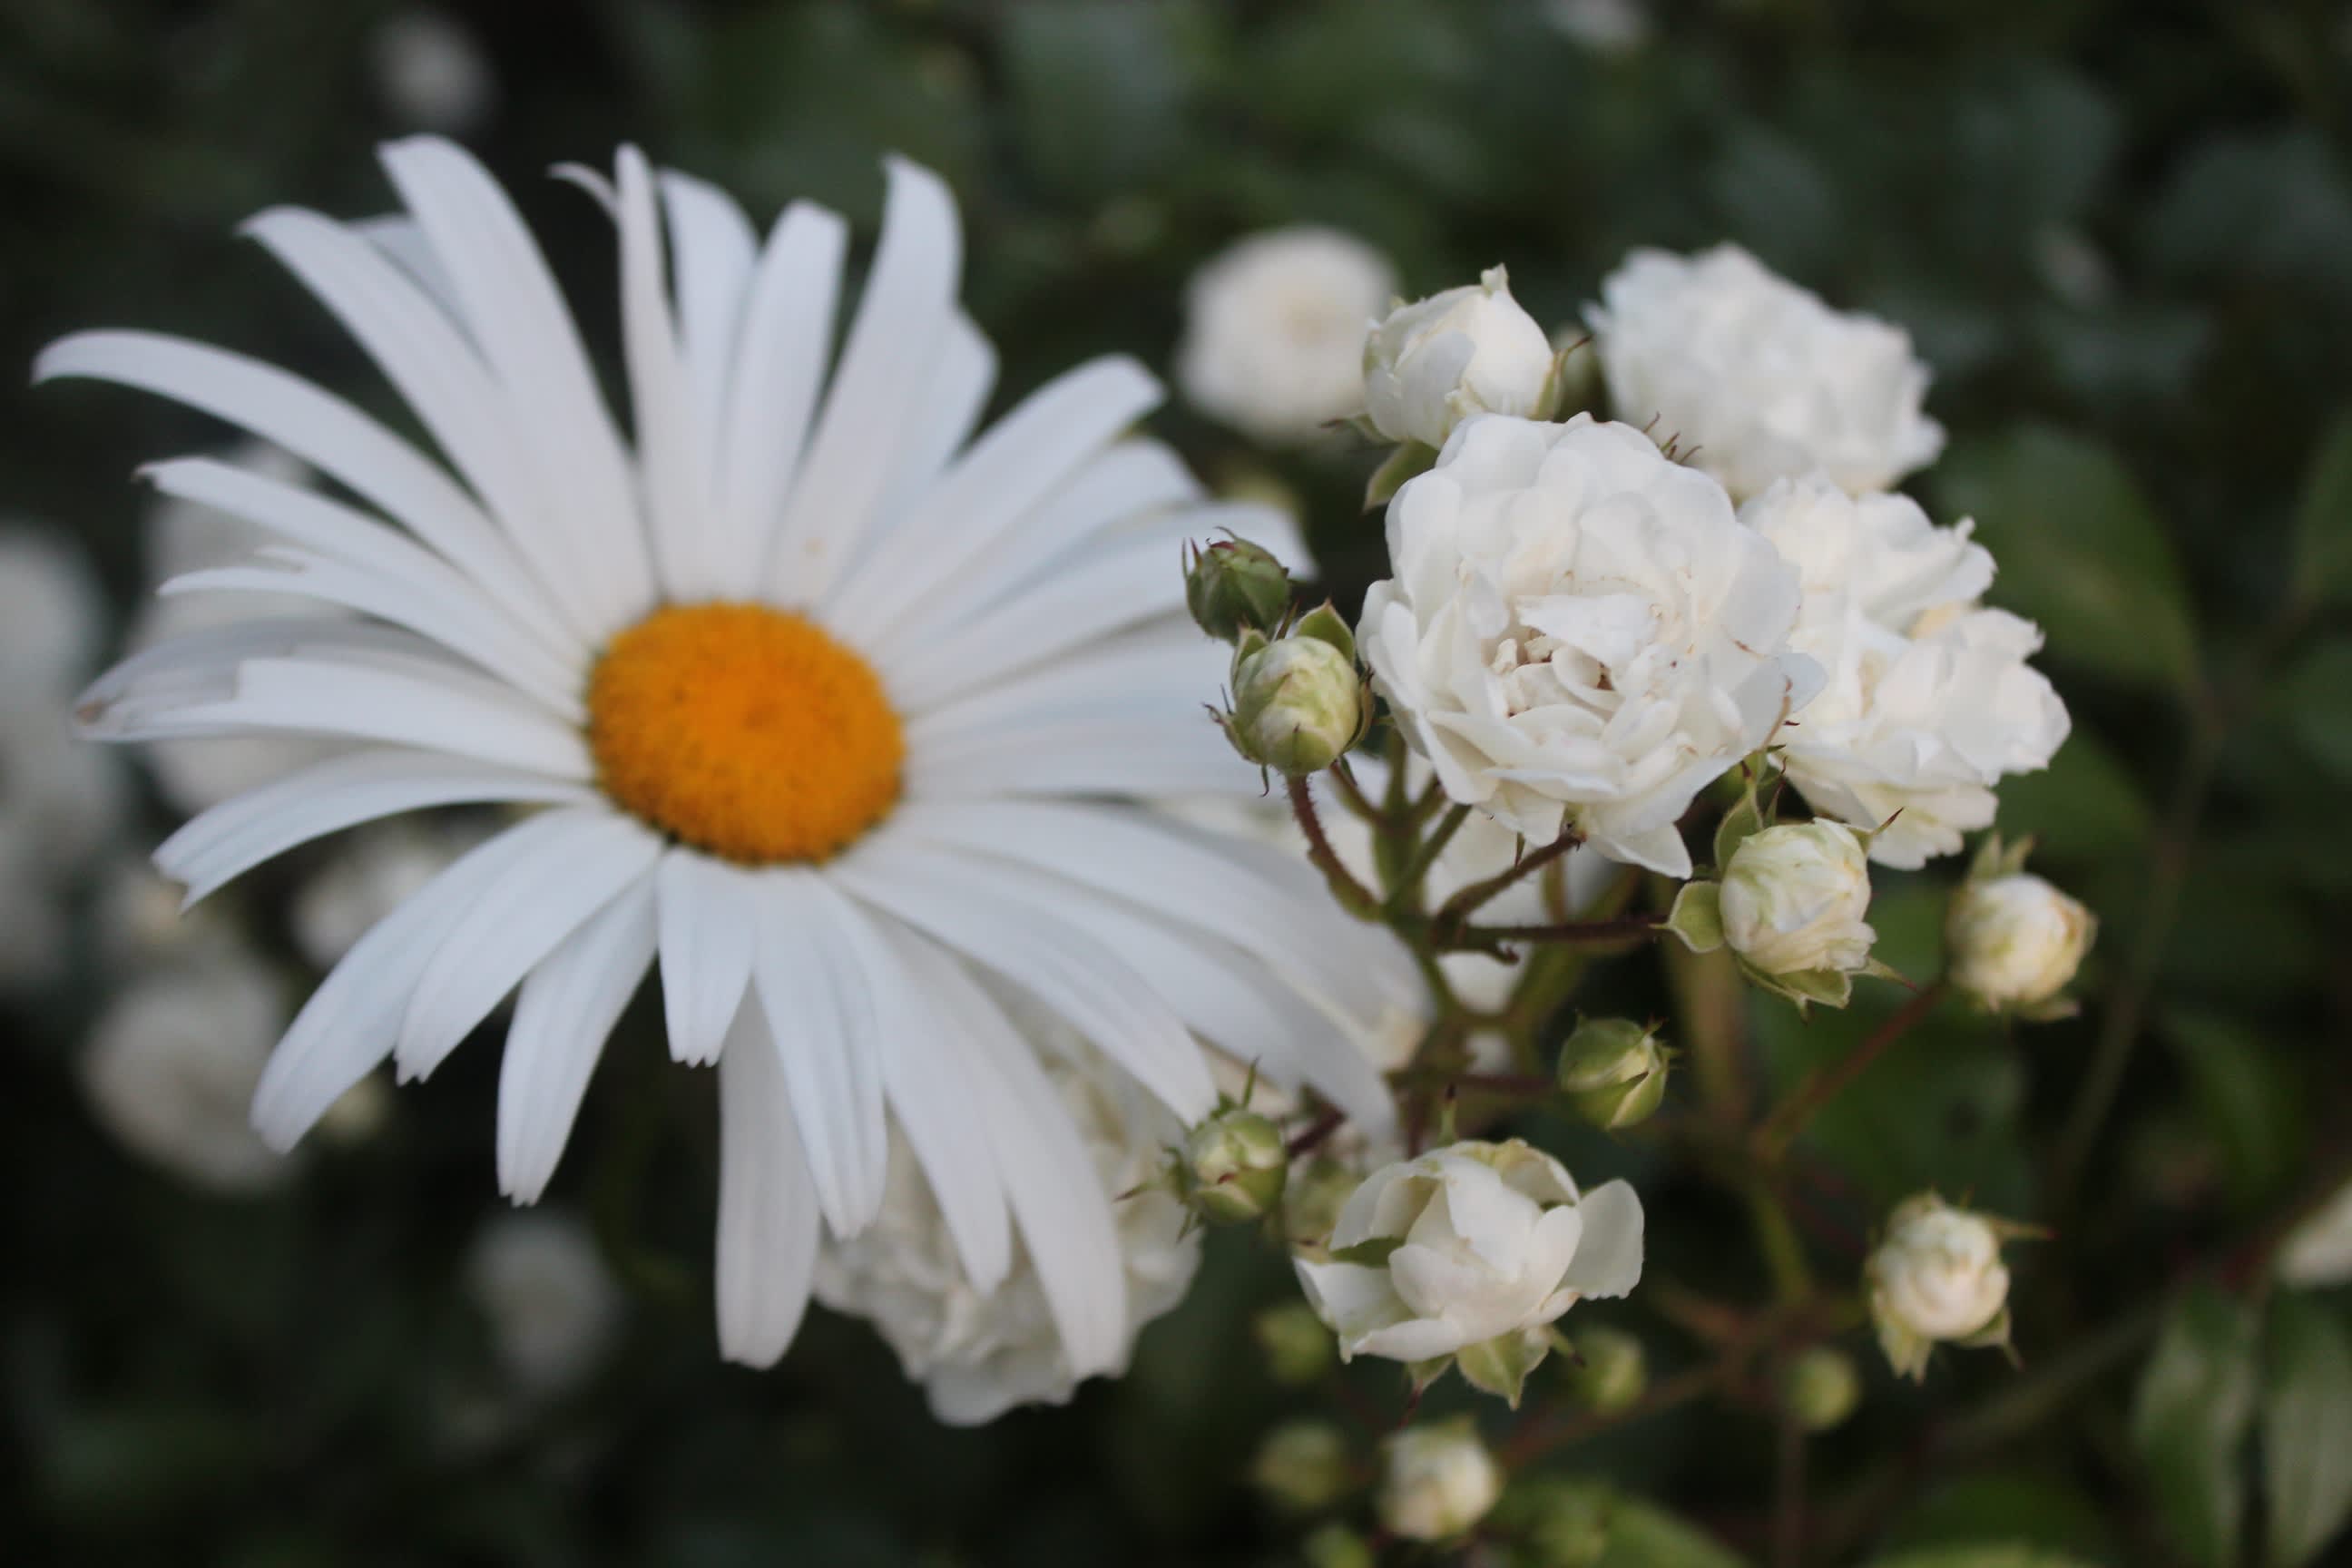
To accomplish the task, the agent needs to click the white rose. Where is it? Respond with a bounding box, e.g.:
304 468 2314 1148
1378 1419 1504 1542
1293 1138 1642 1362
1588 244 1945 501
465 1210 622 1396
815 1034 1200 1426
1744 475 2069 867
1867 1193 2015 1381
1947 872 2094 1011
1359 414 1818 876
1719 820 1876 978
2279 1181 2352 1289
1363 266 1556 449
1176 226 1396 445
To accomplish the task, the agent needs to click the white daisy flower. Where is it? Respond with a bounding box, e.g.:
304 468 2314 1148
46 138 1400 1377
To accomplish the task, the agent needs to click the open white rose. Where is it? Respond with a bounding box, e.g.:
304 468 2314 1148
1948 872 2094 1012
1589 245 1945 501
1867 1193 2017 1381
1744 475 2069 867
1176 226 1396 445
1359 415 1818 875
1378 1419 1504 1542
1363 266 1556 449
1720 821 1876 978
1294 1138 1642 1363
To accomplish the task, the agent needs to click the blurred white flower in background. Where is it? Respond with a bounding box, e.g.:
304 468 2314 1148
1544 0 1651 54
814 1027 1198 1426
2278 1180 2352 1289
292 818 489 968
1744 474 2069 867
466 1210 622 1397
1946 868 2095 1013
1589 244 1945 501
370 11 496 135
1178 226 1396 444
1867 1193 2019 1381
1377 1418 1504 1541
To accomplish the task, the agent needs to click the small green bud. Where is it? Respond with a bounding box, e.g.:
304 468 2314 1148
1783 1346 1861 1432
1284 1157 1360 1248
1514 1479 1612 1568
1556 1018 1670 1130
1301 1524 1376 1568
1253 1301 1335 1386
1250 1420 1352 1514
1184 535 1292 642
1563 1324 1647 1415
1181 1106 1289 1224
1225 633 1367 776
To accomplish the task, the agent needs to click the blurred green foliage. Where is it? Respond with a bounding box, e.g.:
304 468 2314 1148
5 1 2352 1564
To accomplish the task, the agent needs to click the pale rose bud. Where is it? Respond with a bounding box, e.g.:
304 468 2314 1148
1867 1193 2019 1382
1948 872 2095 1012
1183 535 1292 642
1294 1139 1643 1365
1251 1420 1352 1513
1564 1324 1648 1415
1783 1346 1861 1431
1226 622 1365 776
1181 1105 1289 1224
1362 266 1557 449
1377 1418 1503 1542
1720 821 1877 979
1556 1018 1670 1130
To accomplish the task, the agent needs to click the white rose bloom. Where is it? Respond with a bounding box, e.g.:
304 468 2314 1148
1359 414 1818 875
1947 872 2094 1012
1380 1419 1504 1541
1867 1193 2015 1381
370 11 495 135
815 1034 1200 1426
79 954 291 1193
465 1210 622 1396
1294 1139 1642 1362
1588 244 1945 501
1363 266 1556 450
2278 1181 2352 1289
1177 226 1396 444
1744 475 2069 867
1719 821 1876 978
292 819 486 968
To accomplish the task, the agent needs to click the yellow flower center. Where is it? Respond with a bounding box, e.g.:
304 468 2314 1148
586 602 904 865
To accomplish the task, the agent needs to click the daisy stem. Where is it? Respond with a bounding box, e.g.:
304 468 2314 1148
1753 980 1948 1161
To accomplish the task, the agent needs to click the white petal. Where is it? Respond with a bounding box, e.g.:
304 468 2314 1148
1559 1179 1645 1300
905 622 1218 743
394 808 662 1081
653 850 755 1068
715 993 821 1367
905 716 1257 801
766 158 959 603
657 168 758 487
853 312 995 566
614 147 708 600
496 871 658 1202
155 745 593 905
746 871 889 1237
354 215 466 320
34 330 573 655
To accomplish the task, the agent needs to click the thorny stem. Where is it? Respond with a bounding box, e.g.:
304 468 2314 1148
1328 758 1377 822
1453 914 1662 949
1432 827 1587 934
1755 981 1948 1159
1286 774 1379 918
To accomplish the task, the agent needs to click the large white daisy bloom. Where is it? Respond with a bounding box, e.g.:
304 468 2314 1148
1357 414 1818 877
1742 474 2068 867
46 138 1400 1378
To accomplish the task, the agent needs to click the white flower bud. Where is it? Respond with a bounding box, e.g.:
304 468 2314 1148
1294 1139 1643 1365
1181 1105 1289 1224
1720 821 1877 978
1867 1193 2017 1381
1362 266 1556 449
1228 629 1365 776
1948 872 2094 1012
1377 1419 1503 1542
1783 1346 1861 1431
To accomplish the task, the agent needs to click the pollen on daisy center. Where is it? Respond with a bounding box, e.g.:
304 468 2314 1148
587 602 904 865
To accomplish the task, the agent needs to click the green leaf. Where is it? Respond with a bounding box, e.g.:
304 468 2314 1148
2132 1283 2262 1568
1934 426 2198 693
2292 412 2352 609
2262 1294 2352 1567
1666 881 1724 953
1003 1 1196 199
2161 1015 2310 1211
1993 729 2152 861
2277 641 2352 779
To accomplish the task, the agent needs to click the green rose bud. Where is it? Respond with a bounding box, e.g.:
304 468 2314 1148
1250 1420 1352 1513
1224 631 1366 776
1183 535 1291 642
1556 1018 1670 1130
1253 1300 1336 1386
1783 1346 1861 1432
1181 1105 1289 1224
1563 1324 1648 1415
1283 1157 1360 1248
1301 1524 1376 1568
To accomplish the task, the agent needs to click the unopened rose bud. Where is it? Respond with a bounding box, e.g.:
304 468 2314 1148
1254 1300 1336 1385
1556 1018 1670 1130
1867 1192 2026 1382
1515 1481 1611 1568
1563 1324 1647 1415
1283 1157 1359 1248
1225 623 1366 776
1363 266 1557 449
1783 1346 1861 1431
1377 1418 1503 1542
1302 1524 1376 1568
1251 1420 1352 1513
1181 1105 1289 1224
1721 822 1876 976
1184 536 1292 642
1947 872 2094 1014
